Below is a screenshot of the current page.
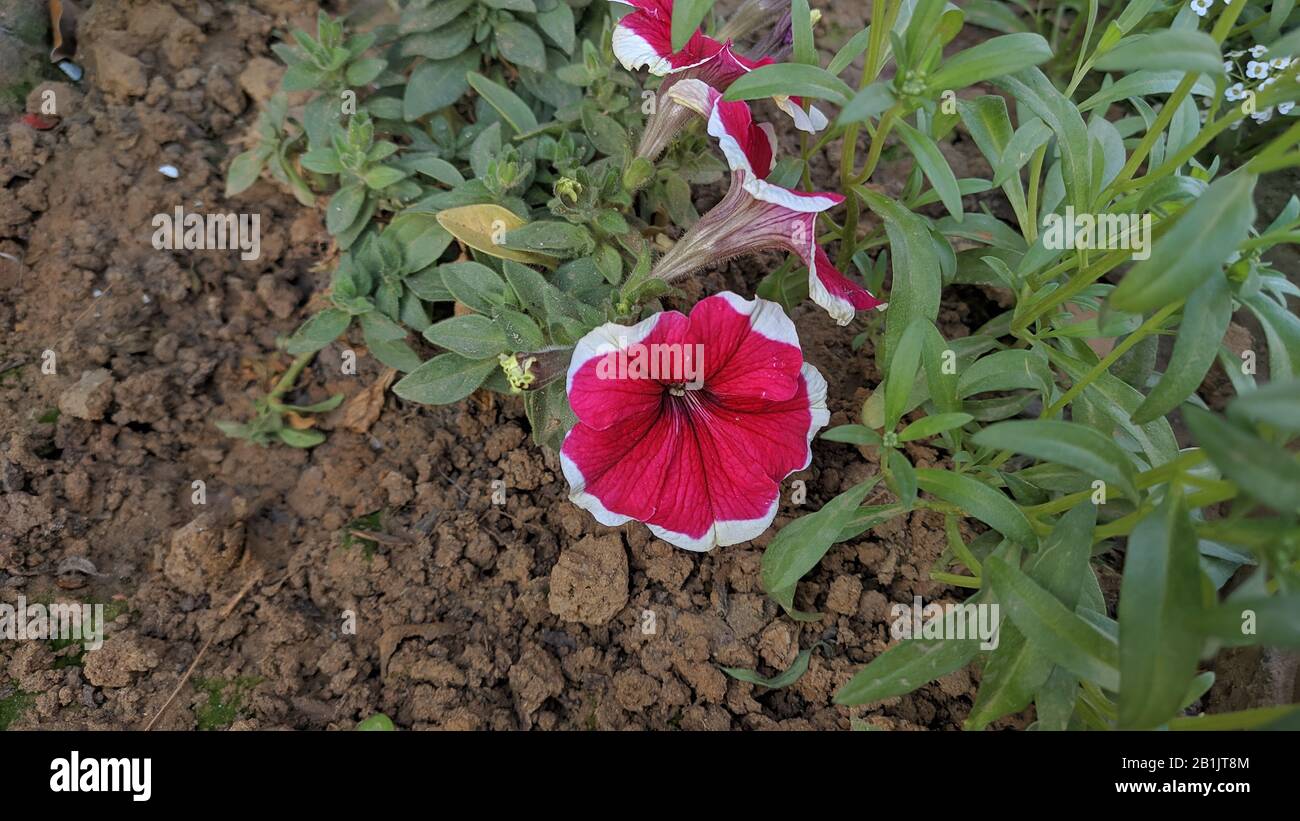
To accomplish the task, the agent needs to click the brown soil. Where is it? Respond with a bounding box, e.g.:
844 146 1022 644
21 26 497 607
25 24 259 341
0 0 1285 732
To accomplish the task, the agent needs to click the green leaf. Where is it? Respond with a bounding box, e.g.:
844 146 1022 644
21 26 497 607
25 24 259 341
761 478 880 607
393 353 497 405
967 503 1097 729
466 72 538 134
439 261 510 314
502 222 595 258
985 555 1120 691
894 119 964 221
225 151 264 197
828 26 873 75
1184 406 1300 512
899 413 973 442
535 2 576 53
363 165 408 189
972 420 1138 502
916 468 1039 550
1047 346 1179 467
887 449 917 507
403 52 478 120
1243 291 1300 381
495 20 547 72
1131 274 1232 424
346 57 386 86
722 644 821 689
991 68 1092 213
1228 379 1300 433
286 308 351 354
835 631 982 706
356 713 395 731
1197 594 1300 648
326 184 366 235
791 0 816 65
856 189 941 366
885 319 928 430
422 315 508 359
838 82 896 124
671 0 716 52
278 428 326 448
1092 30 1224 75
723 63 856 106
821 424 883 446
1109 172 1256 314
1117 491 1203 728
927 33 1054 91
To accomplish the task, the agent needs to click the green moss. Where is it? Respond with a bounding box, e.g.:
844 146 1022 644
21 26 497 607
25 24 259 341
193 676 262 730
0 686 33 731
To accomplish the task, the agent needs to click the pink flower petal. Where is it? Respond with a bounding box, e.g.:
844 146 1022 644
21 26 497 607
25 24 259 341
806 247 888 325
566 310 690 431
611 2 724 75
686 291 802 402
560 292 829 551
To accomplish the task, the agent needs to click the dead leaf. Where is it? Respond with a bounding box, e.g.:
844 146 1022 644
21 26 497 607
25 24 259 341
285 411 316 430
435 204 558 268
49 0 80 62
379 623 460 680
339 368 397 433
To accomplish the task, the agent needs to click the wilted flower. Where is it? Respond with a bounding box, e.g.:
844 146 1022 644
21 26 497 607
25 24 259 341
560 291 829 551
649 79 885 325
611 0 827 160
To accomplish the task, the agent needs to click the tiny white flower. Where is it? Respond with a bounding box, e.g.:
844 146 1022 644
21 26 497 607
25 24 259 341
1246 60 1270 79
1225 82 1246 101
1227 50 1246 58
1224 59 1234 73
1280 101 1295 115
1190 0 1211 15
1250 44 1268 58
1270 56 1293 70
1260 75 1277 89
1252 107 1274 123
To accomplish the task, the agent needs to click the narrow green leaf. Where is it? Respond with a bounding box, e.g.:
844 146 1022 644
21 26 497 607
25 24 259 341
671 0 715 51
1117 491 1203 728
762 478 880 599
1184 406 1300 512
985 555 1120 690
723 63 855 106
1110 172 1256 314
972 420 1138 502
466 72 538 134
916 468 1039 550
928 33 1054 91
1131 275 1232 424
894 119 964 221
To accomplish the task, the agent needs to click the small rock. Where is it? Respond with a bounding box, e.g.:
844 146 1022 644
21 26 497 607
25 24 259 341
87 44 148 100
83 632 160 688
547 533 629 625
59 368 115 421
163 507 246 595
826 574 863 616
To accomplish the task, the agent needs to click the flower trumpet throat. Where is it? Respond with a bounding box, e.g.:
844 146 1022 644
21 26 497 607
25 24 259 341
649 79 885 326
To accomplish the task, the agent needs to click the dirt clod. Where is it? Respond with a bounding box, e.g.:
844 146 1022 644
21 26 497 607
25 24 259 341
547 532 629 625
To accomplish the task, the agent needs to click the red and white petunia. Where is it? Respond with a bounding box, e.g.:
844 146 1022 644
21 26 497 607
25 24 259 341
610 0 827 159
561 291 829 551
651 80 885 326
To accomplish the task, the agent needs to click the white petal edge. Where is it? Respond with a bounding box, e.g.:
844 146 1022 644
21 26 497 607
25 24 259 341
565 312 665 397
714 290 801 350
560 448 634 529
647 495 780 552
611 25 675 75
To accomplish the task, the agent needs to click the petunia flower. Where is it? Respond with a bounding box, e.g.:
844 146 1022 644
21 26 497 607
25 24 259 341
560 291 829 551
649 79 885 325
611 0 827 160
